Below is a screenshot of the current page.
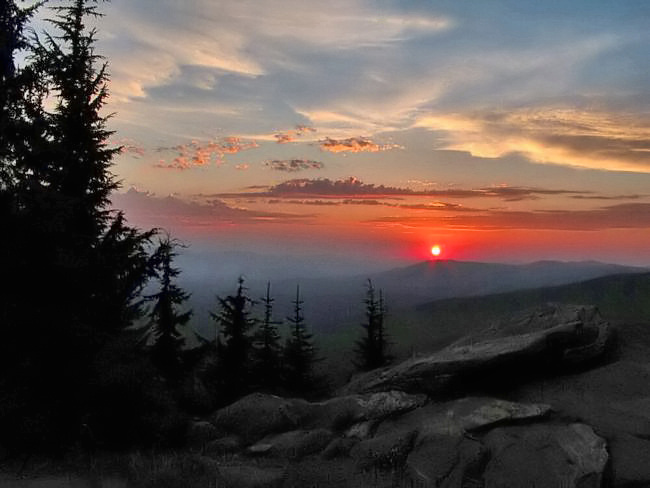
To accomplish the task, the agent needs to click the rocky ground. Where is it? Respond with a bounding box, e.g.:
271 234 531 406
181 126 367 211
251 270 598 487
177 303 650 487
4 303 647 487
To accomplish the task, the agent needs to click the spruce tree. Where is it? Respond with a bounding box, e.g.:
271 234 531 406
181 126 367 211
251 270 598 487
147 235 192 381
354 279 391 371
0 0 159 449
283 285 320 396
211 277 257 400
252 282 282 390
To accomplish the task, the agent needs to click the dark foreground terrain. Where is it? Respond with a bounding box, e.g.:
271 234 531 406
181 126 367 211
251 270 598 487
4 301 650 487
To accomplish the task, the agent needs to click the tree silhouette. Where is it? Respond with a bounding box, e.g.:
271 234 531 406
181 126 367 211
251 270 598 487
252 282 283 391
354 279 391 371
283 285 321 396
211 277 257 401
147 235 192 381
0 0 159 449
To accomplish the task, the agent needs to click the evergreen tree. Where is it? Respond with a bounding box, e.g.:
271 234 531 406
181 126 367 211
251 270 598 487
354 279 391 371
147 235 192 381
0 0 159 449
252 282 282 390
283 285 320 396
211 277 257 400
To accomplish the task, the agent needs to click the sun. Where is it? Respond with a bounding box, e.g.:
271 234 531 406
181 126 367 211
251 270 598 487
431 245 442 257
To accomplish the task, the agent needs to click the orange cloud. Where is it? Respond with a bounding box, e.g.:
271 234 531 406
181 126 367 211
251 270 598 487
155 137 259 170
111 138 146 158
319 137 402 153
274 125 316 144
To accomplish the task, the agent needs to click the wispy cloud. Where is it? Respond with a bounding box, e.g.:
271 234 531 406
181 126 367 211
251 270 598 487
265 159 325 172
319 137 402 153
415 108 650 173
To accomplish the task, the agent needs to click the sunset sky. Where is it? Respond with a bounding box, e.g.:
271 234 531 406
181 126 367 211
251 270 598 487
69 0 650 268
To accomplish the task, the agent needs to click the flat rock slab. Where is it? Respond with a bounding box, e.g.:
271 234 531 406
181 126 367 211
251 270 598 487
378 397 552 439
342 304 611 395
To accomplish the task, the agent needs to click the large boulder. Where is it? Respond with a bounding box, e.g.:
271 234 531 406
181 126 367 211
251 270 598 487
209 390 425 445
210 393 304 444
349 427 417 470
406 434 487 488
342 304 611 395
482 423 608 488
301 390 427 430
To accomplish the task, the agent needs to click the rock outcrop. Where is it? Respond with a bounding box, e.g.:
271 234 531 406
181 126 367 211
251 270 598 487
194 304 619 487
201 392 608 487
341 303 611 395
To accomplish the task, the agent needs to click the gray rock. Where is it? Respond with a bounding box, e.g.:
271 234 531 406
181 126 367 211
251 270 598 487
247 428 334 459
482 423 608 488
608 434 650 487
217 465 286 488
350 428 417 470
321 436 359 459
301 390 427 431
205 435 243 457
406 434 487 488
342 304 611 395
210 393 304 443
209 390 425 445
377 397 552 439
187 420 219 446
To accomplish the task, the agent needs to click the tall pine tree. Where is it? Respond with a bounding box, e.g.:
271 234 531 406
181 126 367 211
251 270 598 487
354 279 391 371
252 282 282 391
147 235 192 381
211 277 257 401
283 285 321 396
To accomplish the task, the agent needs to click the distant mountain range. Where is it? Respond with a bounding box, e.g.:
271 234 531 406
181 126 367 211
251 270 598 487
368 259 648 305
182 259 647 338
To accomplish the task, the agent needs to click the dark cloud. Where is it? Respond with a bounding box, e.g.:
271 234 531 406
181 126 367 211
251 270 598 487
218 177 587 201
110 187 313 227
319 137 402 153
570 194 644 200
265 159 325 172
370 203 650 231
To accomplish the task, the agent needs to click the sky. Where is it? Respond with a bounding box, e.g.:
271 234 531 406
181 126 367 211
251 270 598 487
56 0 650 269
